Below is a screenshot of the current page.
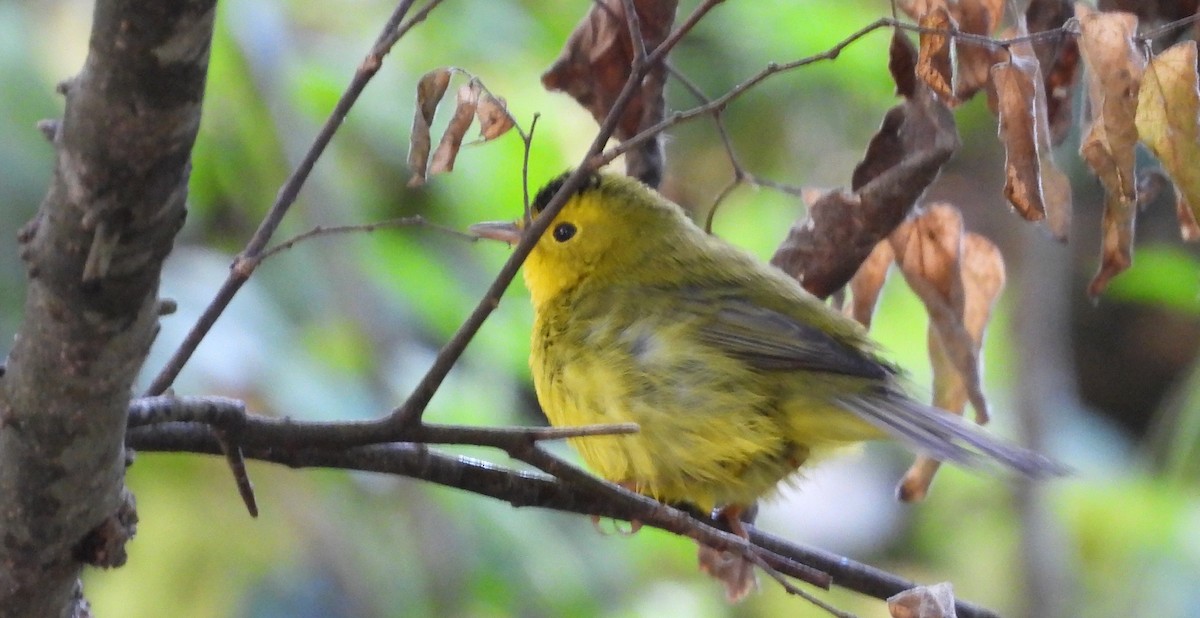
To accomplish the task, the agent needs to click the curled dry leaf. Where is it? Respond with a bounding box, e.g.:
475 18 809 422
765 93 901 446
993 54 1047 223
1135 41 1200 241
541 0 677 185
772 31 959 299
1076 5 1144 296
899 232 1005 501
917 7 958 105
430 81 480 175
846 240 895 328
475 90 515 142
890 204 991 428
1026 0 1080 145
888 582 958 618
406 68 453 187
993 42 1075 238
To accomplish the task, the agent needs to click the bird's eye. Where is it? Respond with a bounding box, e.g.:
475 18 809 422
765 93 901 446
553 223 577 242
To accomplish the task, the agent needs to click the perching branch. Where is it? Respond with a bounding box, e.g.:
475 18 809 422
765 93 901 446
124 397 1001 618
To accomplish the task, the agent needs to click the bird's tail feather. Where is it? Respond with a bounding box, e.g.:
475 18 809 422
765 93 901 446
834 387 1066 478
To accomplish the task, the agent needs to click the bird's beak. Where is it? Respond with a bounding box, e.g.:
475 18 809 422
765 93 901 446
469 220 523 246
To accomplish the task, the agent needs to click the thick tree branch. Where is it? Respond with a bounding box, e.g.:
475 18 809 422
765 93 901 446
0 1 215 615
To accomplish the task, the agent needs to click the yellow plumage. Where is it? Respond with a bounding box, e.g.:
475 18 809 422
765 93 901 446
472 171 1054 515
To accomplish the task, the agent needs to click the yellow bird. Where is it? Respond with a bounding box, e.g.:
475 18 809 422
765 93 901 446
471 170 1055 582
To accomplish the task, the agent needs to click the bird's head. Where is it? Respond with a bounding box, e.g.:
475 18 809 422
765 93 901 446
470 170 692 307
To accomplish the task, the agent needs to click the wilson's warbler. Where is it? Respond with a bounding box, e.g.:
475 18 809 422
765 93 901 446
471 170 1055 524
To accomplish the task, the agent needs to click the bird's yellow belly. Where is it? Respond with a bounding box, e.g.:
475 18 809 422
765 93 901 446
532 327 820 512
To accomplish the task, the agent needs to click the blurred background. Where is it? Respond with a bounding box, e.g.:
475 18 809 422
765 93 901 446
2 0 1199 616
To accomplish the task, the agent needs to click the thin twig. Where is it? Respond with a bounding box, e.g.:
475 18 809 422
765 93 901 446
601 17 897 167
666 62 808 228
520 113 541 220
619 0 647 62
748 551 855 618
645 0 726 67
258 216 474 263
703 177 740 234
1140 12 1200 42
214 429 259 517
127 395 258 515
417 421 640 443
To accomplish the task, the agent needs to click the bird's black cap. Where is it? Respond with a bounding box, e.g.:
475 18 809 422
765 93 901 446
532 170 602 215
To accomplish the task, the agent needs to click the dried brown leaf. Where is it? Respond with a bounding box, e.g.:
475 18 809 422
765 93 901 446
899 232 1005 501
888 583 958 618
1078 6 1143 201
890 204 990 423
541 0 677 184
952 233 1005 407
1088 190 1137 297
1076 5 1144 296
846 240 895 328
406 68 453 187
773 32 959 298
917 7 958 104
475 90 515 141
1135 41 1200 241
993 54 1047 222
430 81 479 175
994 40 1075 238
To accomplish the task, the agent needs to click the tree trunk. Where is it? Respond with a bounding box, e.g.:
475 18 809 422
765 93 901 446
0 2 215 615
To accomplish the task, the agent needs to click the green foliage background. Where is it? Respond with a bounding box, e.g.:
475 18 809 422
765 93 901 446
2 1 1199 616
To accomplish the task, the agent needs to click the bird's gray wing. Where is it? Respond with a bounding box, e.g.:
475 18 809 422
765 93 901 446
684 290 892 380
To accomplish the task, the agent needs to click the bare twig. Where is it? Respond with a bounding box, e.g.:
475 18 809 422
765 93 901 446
1140 12 1200 42
519 113 541 220
601 18 898 167
703 177 740 234
752 555 855 618
619 0 647 62
258 216 474 263
128 396 258 515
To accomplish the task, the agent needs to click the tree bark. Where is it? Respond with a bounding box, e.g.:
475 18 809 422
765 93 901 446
0 1 215 615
